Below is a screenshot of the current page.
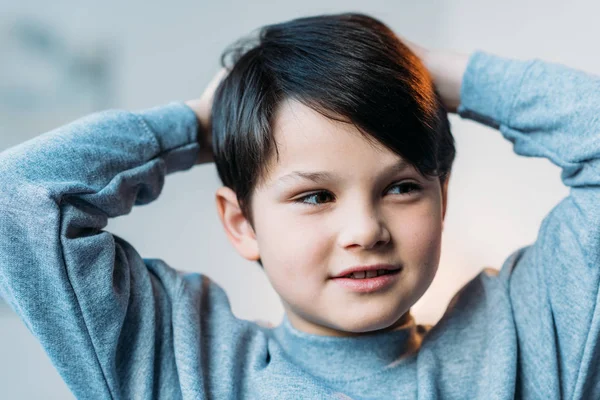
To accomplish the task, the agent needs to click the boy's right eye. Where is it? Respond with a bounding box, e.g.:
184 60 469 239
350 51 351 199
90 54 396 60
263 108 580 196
294 191 335 206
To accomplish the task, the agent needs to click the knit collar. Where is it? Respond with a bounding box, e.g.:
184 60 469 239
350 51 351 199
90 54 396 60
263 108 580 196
271 313 421 382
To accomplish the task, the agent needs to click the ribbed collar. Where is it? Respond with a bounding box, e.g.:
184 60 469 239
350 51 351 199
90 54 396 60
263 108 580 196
271 313 421 382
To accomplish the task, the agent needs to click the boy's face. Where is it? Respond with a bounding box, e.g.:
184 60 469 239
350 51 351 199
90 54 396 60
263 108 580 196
216 99 449 336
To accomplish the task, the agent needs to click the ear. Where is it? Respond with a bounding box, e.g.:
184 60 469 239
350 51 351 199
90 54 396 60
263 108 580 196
215 186 260 261
441 173 450 224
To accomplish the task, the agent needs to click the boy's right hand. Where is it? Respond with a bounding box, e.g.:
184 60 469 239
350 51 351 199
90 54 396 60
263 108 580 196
186 68 229 164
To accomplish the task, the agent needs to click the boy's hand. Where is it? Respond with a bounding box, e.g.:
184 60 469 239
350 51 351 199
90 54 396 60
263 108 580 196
403 40 470 113
186 68 229 164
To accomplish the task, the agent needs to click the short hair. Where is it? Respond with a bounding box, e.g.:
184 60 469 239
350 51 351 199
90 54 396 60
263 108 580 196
211 12 455 227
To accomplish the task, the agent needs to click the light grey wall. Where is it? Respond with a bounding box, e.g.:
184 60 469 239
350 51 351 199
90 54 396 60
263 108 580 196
1 0 598 397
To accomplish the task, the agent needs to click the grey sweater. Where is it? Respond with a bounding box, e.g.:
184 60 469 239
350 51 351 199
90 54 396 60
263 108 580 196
1 51 599 399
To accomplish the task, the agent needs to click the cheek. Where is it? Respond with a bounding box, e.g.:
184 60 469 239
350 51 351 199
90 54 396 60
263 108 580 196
391 199 444 284
254 207 331 296
402 211 442 259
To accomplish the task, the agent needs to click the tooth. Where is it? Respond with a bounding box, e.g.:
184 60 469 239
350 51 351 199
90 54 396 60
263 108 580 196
354 271 366 279
365 270 377 278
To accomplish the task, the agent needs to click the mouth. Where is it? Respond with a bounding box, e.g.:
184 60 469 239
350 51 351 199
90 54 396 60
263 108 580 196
338 268 400 279
332 264 402 279
331 264 402 293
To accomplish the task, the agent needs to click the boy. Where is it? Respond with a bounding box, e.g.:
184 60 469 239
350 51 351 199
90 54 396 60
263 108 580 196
1 13 598 399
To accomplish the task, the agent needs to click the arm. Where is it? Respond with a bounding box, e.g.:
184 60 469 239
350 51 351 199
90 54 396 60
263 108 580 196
0 66 225 397
419 47 600 398
0 102 201 398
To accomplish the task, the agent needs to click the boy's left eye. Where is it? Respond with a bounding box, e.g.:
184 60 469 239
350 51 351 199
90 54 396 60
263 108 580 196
293 182 422 207
386 182 422 196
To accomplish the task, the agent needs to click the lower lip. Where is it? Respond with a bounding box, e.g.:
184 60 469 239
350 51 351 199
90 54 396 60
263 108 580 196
331 270 401 293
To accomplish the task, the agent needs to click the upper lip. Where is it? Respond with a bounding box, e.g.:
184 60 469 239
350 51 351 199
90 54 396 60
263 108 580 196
332 264 402 278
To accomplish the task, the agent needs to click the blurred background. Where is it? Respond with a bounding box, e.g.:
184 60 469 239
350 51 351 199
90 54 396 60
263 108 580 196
1 0 597 397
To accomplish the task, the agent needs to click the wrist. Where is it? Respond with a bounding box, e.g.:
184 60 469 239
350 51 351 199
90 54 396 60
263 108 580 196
184 99 209 128
184 100 214 164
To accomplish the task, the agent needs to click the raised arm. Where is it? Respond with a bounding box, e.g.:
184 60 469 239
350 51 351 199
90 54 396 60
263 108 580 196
0 61 227 399
0 102 202 398
417 46 600 398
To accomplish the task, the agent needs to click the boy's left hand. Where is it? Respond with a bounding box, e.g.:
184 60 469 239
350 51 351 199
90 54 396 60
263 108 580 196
403 40 469 113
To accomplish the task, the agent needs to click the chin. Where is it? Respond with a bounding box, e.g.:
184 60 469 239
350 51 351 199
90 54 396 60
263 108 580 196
284 293 414 336
334 309 408 335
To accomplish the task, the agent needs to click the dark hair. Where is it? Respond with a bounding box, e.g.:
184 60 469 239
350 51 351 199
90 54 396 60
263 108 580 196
211 12 455 227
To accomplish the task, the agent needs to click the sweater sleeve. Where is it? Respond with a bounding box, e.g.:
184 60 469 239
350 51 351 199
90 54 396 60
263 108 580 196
0 102 201 399
458 52 600 399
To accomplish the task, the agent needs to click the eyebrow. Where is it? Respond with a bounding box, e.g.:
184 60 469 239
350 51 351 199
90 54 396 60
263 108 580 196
275 159 411 185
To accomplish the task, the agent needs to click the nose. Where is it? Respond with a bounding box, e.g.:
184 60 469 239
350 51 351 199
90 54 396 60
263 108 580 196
337 203 391 251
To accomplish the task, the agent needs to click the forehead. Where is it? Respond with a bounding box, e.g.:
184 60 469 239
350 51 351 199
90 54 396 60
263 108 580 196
263 99 406 182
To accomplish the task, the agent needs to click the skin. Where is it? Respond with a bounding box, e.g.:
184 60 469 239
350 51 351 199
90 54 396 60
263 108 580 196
186 43 469 337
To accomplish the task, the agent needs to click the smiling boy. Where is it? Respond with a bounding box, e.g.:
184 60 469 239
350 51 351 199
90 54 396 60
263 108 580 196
1 12 599 400
210 15 453 339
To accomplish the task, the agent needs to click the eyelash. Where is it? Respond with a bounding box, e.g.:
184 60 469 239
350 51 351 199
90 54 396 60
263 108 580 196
293 182 422 207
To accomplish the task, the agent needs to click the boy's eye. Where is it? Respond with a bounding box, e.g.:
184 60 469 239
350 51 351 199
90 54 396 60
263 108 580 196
387 182 422 196
293 182 422 207
295 191 335 206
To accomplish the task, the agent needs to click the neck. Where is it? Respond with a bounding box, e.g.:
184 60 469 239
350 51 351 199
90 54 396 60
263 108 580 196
271 311 422 382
